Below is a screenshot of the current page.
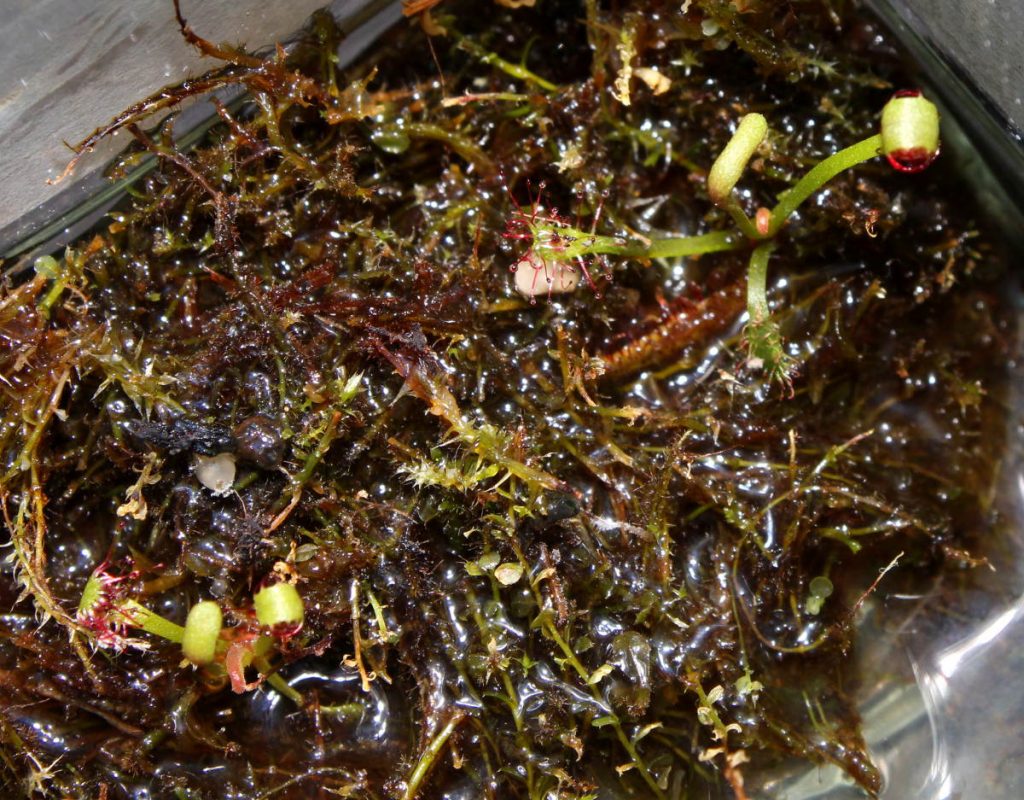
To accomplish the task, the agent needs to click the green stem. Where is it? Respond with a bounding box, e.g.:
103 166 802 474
402 713 465 800
458 38 558 92
262 666 304 704
121 600 185 643
692 681 733 742
272 410 342 515
464 588 536 793
720 197 762 240
364 583 395 643
746 241 775 323
528 221 741 265
258 659 364 722
768 134 882 235
37 277 68 319
404 122 496 176
629 230 742 260
743 241 794 383
506 540 667 799
541 618 666 800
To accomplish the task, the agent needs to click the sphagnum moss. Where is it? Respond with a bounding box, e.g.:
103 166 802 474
0 1 1015 799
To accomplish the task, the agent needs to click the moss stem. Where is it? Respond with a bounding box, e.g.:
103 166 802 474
402 713 465 800
457 38 558 92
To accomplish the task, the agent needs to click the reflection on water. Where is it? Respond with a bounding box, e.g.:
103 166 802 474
752 353 1024 799
911 512 1024 799
240 659 400 765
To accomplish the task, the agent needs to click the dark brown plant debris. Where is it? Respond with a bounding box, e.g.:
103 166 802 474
0 1 1015 799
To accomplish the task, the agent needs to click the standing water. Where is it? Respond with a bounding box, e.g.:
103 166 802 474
0 2 1022 798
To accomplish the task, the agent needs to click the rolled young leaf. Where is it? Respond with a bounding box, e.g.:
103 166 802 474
253 581 305 633
181 601 223 665
880 91 940 173
708 113 768 205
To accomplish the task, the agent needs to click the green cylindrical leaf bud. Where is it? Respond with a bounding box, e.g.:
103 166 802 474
77 572 104 621
181 601 223 665
708 113 768 206
253 581 305 636
880 91 940 173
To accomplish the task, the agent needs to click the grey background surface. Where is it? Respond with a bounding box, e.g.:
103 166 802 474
875 0 1024 135
0 0 384 240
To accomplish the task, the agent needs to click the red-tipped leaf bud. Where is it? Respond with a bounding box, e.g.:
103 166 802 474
253 580 304 639
881 90 940 173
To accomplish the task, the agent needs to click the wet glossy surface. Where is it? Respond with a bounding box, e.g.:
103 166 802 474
0 2 1021 799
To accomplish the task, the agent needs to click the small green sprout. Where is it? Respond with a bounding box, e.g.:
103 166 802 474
708 113 768 205
181 601 224 665
76 560 183 651
253 581 305 635
880 90 940 172
735 671 764 699
805 575 834 616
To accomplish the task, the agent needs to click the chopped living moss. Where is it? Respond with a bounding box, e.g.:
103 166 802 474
0 1 1016 799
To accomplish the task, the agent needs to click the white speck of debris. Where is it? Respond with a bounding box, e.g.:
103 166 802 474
635 67 672 95
494 563 524 586
194 452 236 496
